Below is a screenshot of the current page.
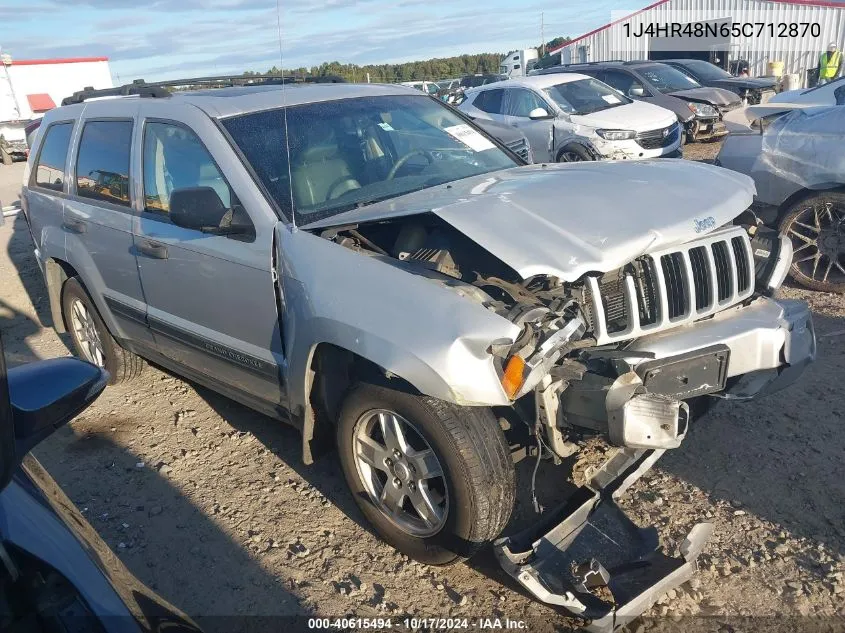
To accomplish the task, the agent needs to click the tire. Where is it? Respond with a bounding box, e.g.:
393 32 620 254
556 144 594 163
61 277 144 384
336 382 515 565
779 191 845 293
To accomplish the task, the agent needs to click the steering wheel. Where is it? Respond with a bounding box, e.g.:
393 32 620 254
386 150 434 180
326 176 361 200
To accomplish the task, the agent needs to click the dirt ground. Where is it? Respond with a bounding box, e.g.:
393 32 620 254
1 145 844 633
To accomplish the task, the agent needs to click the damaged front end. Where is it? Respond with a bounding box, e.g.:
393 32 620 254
312 203 812 628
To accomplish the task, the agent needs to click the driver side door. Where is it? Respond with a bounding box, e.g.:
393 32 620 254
502 88 555 162
132 116 286 414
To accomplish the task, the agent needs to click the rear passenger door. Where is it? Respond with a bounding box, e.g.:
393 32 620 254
64 101 154 347
132 115 286 411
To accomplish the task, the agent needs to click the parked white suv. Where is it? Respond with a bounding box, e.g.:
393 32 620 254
459 73 682 163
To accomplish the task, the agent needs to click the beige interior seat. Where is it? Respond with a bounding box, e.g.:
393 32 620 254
291 145 361 210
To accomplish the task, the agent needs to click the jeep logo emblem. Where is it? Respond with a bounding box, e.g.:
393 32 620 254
694 216 716 233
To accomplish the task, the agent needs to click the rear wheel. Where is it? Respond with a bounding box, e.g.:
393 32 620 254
61 277 144 384
779 192 845 293
336 382 515 565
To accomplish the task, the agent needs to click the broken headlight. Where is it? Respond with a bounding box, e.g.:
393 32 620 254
751 227 792 293
595 129 636 141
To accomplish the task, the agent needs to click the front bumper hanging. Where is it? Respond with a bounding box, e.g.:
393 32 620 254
494 449 713 632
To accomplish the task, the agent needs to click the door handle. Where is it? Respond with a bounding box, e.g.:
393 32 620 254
62 218 87 234
136 239 168 260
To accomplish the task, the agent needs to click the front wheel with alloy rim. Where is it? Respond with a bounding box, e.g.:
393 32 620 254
779 192 845 293
556 144 594 162
336 382 515 565
61 277 145 384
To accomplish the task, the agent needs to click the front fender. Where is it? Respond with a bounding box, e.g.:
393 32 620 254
277 226 520 415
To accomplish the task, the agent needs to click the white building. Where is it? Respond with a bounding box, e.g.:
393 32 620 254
548 0 845 81
0 56 113 151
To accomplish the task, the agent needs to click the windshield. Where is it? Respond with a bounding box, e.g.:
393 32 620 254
678 60 733 80
544 78 632 115
222 95 517 225
637 64 702 92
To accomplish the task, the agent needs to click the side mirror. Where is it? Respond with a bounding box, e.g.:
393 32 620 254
8 358 108 456
528 107 552 120
629 86 646 97
170 186 227 231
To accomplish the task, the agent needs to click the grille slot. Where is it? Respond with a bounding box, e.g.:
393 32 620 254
660 253 687 319
688 246 712 310
731 236 751 293
712 241 732 301
585 228 754 344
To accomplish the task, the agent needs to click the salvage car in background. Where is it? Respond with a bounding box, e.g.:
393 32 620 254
0 327 201 633
769 76 845 105
23 78 813 630
459 73 681 162
533 60 742 142
717 103 845 292
662 59 778 104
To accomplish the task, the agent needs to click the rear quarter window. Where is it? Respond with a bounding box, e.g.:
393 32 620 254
32 122 74 191
75 120 133 207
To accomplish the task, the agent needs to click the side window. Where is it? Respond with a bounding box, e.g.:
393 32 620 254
33 122 73 191
76 121 132 207
506 88 548 117
473 89 505 114
142 121 232 214
601 70 636 95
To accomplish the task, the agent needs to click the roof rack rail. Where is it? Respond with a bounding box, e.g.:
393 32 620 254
61 74 346 106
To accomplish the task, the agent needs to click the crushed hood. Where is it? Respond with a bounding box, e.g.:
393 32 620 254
668 86 741 106
302 161 755 282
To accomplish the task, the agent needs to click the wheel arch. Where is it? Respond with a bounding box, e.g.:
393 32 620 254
777 185 845 224
44 257 77 333
555 141 601 162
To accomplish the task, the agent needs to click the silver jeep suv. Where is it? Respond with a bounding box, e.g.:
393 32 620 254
21 79 814 629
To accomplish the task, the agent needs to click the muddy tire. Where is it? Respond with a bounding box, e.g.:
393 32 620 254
779 191 845 293
61 277 144 384
556 144 594 162
336 382 515 565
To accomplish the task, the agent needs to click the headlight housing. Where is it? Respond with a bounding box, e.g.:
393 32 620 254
596 129 637 141
687 102 718 117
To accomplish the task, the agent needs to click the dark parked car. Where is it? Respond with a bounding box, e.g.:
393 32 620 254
0 325 201 633
458 73 507 89
534 61 742 142
661 59 777 104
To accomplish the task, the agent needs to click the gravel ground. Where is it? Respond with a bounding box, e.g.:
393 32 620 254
1 145 844 633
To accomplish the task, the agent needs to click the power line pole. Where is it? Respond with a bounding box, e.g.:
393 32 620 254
541 12 545 55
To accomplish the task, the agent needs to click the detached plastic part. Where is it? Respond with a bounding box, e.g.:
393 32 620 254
494 448 713 632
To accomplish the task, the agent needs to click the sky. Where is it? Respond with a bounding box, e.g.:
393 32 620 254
0 0 631 82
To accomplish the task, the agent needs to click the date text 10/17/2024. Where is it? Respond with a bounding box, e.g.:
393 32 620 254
308 618 528 630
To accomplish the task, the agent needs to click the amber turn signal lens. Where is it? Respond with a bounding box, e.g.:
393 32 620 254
501 355 526 400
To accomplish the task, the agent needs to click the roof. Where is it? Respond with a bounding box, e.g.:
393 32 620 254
5 56 109 66
469 73 591 92
548 0 845 53
56 82 421 118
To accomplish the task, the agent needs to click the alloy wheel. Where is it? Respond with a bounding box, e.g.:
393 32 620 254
352 409 448 537
70 299 106 367
559 151 584 162
786 200 845 288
